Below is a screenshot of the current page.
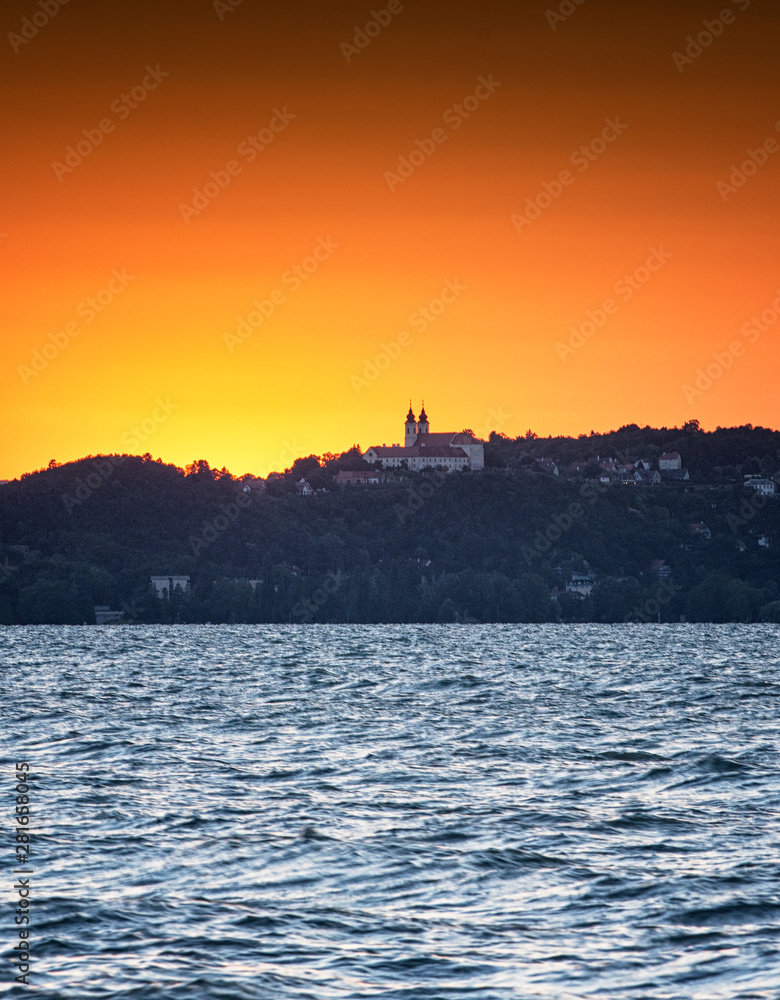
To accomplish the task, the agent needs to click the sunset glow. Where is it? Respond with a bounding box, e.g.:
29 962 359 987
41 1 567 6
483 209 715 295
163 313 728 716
3 0 778 480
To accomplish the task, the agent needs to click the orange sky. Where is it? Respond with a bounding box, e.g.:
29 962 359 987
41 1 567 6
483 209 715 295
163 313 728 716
2 0 778 479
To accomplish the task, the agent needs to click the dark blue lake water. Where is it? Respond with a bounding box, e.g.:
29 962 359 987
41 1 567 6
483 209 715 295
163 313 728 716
2 624 779 998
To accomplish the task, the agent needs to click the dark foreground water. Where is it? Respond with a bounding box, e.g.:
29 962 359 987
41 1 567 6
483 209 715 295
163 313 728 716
1 625 780 999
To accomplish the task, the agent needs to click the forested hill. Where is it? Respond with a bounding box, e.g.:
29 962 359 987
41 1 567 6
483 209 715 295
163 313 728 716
0 422 778 625
485 420 780 480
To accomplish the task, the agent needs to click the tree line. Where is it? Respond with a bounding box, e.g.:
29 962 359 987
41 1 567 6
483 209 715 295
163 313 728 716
0 423 778 625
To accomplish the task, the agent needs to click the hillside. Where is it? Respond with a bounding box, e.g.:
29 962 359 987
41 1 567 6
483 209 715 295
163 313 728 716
1 424 779 624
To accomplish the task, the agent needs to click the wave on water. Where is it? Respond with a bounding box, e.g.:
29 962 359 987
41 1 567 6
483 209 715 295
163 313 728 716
1 623 779 999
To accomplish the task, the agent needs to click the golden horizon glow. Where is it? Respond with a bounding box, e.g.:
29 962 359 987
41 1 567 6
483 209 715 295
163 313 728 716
2 0 778 480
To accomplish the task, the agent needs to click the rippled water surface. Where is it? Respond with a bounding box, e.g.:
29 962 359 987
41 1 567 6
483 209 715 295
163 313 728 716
2 624 780 999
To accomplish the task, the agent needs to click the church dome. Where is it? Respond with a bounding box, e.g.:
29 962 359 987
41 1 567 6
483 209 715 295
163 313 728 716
406 405 416 423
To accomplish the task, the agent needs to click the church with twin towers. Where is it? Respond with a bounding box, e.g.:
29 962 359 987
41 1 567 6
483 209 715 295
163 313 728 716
362 404 485 472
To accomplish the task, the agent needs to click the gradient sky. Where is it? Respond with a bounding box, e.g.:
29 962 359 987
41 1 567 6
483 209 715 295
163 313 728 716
3 0 778 479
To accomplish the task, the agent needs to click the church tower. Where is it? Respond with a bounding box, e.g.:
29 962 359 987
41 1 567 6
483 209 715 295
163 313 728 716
417 403 429 436
405 404 417 447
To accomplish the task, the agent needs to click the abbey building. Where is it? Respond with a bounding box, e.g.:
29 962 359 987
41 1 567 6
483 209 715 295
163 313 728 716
363 405 485 472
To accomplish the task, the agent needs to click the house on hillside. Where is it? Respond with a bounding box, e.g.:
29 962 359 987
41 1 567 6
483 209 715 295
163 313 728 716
94 606 123 624
151 575 190 598
566 574 594 597
690 523 712 540
240 475 267 495
744 476 776 496
622 470 661 486
659 451 682 470
650 559 673 580
295 479 314 496
597 458 634 476
335 470 385 487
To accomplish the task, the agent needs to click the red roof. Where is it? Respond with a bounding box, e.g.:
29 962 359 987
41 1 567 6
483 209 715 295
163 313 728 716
408 432 476 446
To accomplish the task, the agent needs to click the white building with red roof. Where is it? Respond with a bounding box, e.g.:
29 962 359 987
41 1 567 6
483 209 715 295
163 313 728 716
363 404 485 472
659 451 682 470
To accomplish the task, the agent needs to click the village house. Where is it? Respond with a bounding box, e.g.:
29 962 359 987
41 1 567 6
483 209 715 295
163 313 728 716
659 451 682 470
650 559 673 580
94 605 123 624
598 457 635 475
240 475 267 495
566 574 594 597
335 470 386 487
744 476 776 496
622 469 661 486
151 575 190 598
